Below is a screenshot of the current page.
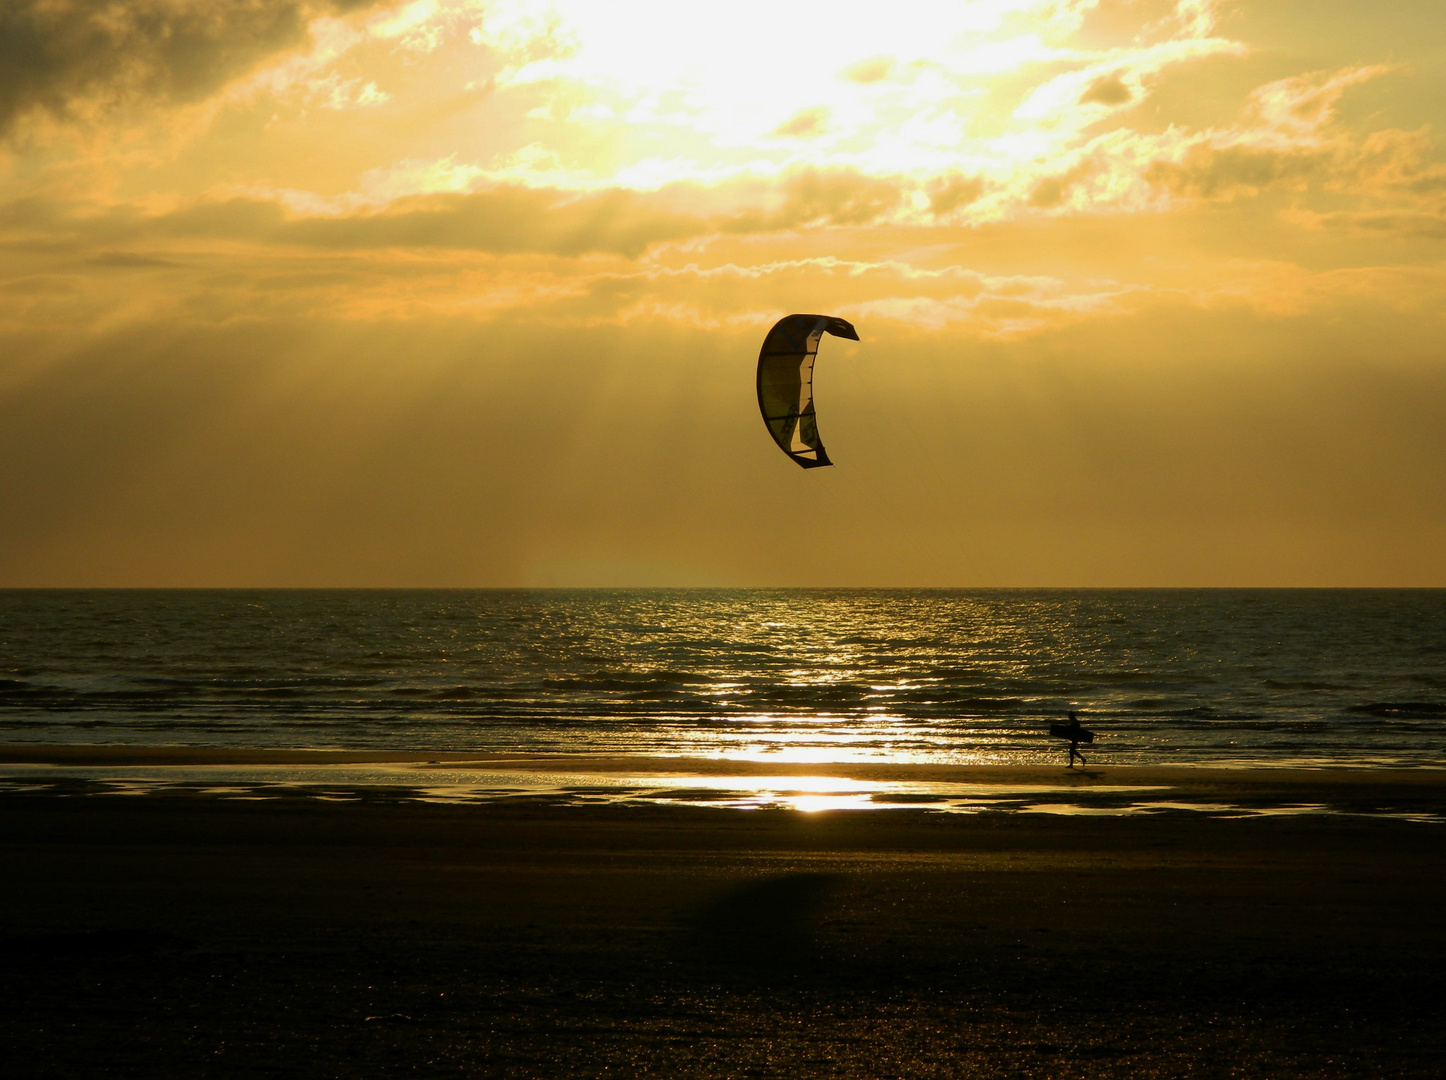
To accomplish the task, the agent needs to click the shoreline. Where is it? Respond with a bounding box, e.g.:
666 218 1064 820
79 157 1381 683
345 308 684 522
5 742 1444 778
4 744 1443 820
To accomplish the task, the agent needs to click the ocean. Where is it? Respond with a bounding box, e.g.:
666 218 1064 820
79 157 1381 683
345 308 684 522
2 589 1443 769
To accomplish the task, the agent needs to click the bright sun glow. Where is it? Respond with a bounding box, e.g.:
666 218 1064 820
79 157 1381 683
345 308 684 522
466 0 1242 203
3 0 1443 587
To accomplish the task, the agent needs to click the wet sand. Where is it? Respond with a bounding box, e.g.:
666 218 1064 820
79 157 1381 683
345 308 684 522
2 756 1444 1077
9 743 1446 783
4 744 1445 819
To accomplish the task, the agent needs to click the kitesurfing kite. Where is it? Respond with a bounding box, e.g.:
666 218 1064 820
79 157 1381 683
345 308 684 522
756 313 858 469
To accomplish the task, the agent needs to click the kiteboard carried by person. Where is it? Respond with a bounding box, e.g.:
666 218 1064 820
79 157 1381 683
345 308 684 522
1050 711 1094 768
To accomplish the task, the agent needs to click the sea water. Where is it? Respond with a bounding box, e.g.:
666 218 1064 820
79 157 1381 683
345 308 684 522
1 589 1443 768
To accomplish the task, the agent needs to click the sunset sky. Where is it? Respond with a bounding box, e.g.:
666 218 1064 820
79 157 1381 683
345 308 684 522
2 0 1443 586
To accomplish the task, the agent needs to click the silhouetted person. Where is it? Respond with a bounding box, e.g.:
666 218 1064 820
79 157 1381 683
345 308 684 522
1051 711 1092 768
1065 712 1086 767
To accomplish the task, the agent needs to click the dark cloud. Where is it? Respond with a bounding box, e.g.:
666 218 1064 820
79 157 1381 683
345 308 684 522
1407 174 1446 196
2 171 912 260
927 175 983 217
1308 209 1446 239
160 195 289 238
297 188 705 257
724 169 903 232
0 186 702 258
1029 159 1096 209
1029 177 1068 208
1145 143 1326 199
173 188 702 257
1080 75 1131 107
10 172 905 256
0 0 382 135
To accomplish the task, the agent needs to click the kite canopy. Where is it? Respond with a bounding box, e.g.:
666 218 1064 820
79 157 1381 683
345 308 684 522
756 313 858 469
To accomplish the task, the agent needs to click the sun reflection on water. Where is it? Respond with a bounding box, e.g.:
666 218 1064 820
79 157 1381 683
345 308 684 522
0 762 1438 821
772 793 879 813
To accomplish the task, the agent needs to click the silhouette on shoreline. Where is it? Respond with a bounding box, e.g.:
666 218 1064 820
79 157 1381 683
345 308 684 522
1049 711 1095 768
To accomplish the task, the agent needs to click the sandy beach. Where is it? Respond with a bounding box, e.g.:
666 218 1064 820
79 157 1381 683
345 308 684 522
3 751 1444 1077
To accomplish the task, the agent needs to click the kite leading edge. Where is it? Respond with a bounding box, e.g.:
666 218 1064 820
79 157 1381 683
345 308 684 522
755 313 859 469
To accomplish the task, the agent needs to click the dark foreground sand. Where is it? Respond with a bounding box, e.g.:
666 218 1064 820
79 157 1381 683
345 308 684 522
3 760 1444 1078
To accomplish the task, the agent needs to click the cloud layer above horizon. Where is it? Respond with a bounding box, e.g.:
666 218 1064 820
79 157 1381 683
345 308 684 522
2 0 1444 585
